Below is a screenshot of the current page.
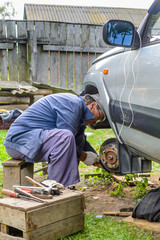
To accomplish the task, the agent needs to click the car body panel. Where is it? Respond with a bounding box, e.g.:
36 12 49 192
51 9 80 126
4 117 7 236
83 0 160 168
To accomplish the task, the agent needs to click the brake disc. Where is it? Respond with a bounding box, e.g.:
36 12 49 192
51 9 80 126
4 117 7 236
99 138 119 173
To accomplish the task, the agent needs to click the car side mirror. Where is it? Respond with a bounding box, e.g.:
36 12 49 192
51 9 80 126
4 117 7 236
103 20 140 49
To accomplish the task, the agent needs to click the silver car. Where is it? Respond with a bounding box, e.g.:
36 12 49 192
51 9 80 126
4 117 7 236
83 0 160 174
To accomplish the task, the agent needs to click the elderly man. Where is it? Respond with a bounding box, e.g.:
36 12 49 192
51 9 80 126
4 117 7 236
4 93 105 187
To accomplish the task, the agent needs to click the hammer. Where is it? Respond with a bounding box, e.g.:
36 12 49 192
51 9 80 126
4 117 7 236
25 176 60 195
43 185 60 195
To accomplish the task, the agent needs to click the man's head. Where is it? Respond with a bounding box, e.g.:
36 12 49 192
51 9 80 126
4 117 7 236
84 94 106 126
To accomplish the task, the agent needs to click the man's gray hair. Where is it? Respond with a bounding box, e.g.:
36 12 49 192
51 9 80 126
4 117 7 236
83 94 96 105
84 94 106 122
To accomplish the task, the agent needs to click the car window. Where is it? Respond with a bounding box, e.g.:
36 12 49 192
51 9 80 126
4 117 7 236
145 3 160 43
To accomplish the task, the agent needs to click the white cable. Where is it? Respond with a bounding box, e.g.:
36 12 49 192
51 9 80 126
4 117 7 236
128 32 142 128
118 32 142 141
118 49 131 140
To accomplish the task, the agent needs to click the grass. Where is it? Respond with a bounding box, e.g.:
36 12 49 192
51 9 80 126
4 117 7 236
0 130 9 196
61 214 153 240
85 127 115 153
0 129 157 239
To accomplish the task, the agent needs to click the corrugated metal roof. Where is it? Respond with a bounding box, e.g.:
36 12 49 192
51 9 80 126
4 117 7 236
24 4 147 27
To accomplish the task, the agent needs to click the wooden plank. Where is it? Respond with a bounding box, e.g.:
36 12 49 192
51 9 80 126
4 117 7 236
43 45 106 53
1 223 9 234
50 22 59 87
17 21 30 83
2 159 26 167
32 82 76 95
96 26 107 48
66 24 73 89
26 196 84 231
27 214 84 240
7 21 18 82
2 159 33 189
36 22 50 84
103 211 132 217
0 89 52 96
0 205 26 231
28 29 37 83
0 80 37 91
82 25 89 81
0 104 29 111
27 21 35 31
96 25 108 59
112 175 154 186
0 232 25 240
0 43 13 49
122 216 160 232
0 190 84 212
0 96 30 104
0 20 8 81
32 89 52 95
3 165 21 190
59 23 67 88
89 26 96 67
74 24 81 93
21 163 33 186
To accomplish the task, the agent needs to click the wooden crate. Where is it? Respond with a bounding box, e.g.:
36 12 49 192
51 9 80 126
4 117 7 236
2 159 34 190
0 190 84 240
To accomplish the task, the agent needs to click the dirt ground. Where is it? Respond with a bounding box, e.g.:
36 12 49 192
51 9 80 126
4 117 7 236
36 167 160 215
75 169 160 239
74 168 160 215
35 167 160 238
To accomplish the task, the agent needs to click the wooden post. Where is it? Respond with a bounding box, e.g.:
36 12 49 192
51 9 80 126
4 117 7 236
2 159 33 190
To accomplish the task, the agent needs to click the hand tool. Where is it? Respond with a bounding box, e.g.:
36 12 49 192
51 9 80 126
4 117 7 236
15 187 53 199
13 185 60 196
25 176 61 195
25 176 44 187
1 189 45 203
43 185 60 195
14 188 46 203
13 185 45 191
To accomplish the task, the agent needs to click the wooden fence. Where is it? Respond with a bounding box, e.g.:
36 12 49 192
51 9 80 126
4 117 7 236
0 20 108 94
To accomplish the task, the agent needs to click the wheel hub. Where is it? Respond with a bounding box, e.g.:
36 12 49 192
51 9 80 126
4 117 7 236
100 138 119 171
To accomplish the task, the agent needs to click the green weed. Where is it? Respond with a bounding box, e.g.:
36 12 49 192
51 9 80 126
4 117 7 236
110 180 126 197
132 177 149 202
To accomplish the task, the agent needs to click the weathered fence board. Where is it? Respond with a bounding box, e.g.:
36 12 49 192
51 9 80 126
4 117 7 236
0 20 8 81
82 25 89 83
0 20 108 94
66 24 73 89
89 26 96 67
17 21 30 83
7 21 18 82
50 22 59 87
36 22 50 84
60 23 67 89
75 24 81 93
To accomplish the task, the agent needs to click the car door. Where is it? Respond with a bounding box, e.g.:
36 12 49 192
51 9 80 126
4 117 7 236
114 2 160 162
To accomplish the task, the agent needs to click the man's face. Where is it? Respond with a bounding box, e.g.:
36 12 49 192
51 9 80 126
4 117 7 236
85 102 104 126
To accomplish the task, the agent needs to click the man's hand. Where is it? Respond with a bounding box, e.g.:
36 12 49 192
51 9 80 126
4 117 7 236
93 162 103 168
83 151 99 166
